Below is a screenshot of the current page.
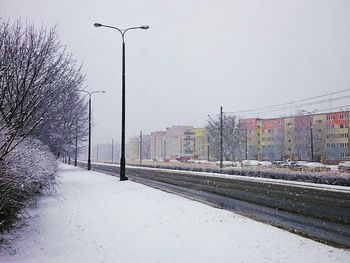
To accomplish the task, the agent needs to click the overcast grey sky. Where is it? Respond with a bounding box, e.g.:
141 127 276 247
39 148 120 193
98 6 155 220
2 0 350 144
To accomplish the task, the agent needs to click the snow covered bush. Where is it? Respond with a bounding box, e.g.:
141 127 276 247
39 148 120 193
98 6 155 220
0 137 57 233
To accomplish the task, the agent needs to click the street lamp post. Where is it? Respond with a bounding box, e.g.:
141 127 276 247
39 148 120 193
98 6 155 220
79 90 105 170
302 109 318 162
94 22 149 181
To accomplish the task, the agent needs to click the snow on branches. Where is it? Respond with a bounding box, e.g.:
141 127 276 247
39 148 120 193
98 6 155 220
0 20 88 160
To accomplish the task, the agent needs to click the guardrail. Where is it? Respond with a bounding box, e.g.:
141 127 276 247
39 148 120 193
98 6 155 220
78 161 350 247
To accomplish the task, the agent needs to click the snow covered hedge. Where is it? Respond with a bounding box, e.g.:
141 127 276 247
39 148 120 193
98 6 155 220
129 163 350 186
0 138 57 233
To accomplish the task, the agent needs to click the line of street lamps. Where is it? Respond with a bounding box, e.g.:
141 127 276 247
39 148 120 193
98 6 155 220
93 23 149 181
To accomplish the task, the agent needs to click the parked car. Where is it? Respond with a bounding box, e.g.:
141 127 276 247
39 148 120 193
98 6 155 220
338 161 350 172
279 161 291 168
241 160 250 166
215 160 238 167
258 161 272 166
301 162 331 172
289 161 308 171
272 161 284 167
241 160 260 166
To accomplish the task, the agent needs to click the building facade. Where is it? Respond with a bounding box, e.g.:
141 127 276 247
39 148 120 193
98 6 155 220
193 128 208 160
150 131 166 160
127 111 350 164
240 111 350 163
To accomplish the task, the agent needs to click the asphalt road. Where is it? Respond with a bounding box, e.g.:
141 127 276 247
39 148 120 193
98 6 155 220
78 162 350 248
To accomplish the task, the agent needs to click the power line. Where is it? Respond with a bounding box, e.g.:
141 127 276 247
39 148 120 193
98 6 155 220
237 95 350 117
161 88 350 131
223 88 350 115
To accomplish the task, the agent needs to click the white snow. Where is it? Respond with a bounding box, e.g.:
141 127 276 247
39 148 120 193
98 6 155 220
1 164 349 263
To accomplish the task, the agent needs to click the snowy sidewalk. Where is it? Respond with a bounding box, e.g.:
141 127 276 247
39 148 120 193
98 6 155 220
1 164 349 263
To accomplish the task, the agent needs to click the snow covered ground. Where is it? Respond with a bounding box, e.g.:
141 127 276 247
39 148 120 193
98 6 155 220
1 164 349 263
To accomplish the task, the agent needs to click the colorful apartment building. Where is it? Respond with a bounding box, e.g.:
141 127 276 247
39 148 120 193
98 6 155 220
260 118 284 161
238 111 350 163
241 112 349 163
323 111 349 163
127 111 350 164
193 128 208 160
165 126 194 159
283 117 296 160
240 118 260 160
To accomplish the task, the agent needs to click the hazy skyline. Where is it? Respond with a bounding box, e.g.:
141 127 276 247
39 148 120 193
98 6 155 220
2 0 350 145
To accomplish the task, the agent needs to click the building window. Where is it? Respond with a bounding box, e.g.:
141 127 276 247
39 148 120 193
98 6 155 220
340 133 349 138
327 143 337 148
327 125 335 130
326 116 335 120
340 152 347 157
340 124 349 129
340 143 348 148
340 114 348 120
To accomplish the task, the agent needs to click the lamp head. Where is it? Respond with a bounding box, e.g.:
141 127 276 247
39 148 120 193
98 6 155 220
140 25 149 30
94 23 102 27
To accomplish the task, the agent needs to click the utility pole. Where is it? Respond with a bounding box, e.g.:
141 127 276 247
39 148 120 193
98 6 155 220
88 95 91 170
139 130 143 165
97 144 99 161
207 133 210 162
220 106 223 169
245 128 248 160
302 110 317 162
74 124 78 167
310 117 314 162
111 139 114 163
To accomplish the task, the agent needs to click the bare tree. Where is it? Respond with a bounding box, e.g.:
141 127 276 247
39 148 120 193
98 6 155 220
0 20 87 160
207 114 245 161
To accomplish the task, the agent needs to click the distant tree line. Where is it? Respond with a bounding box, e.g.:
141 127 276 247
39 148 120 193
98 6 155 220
0 20 88 233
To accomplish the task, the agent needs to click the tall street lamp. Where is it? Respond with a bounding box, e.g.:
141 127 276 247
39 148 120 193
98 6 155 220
94 22 149 181
302 109 318 162
79 90 106 170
